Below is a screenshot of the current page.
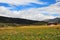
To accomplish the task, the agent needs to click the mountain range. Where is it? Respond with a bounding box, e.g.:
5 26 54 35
44 18 60 23
0 16 47 25
0 16 60 26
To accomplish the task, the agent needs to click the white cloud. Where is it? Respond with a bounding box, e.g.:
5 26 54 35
37 2 60 15
16 8 55 21
0 1 60 21
0 6 55 21
0 6 17 17
0 0 47 5
56 0 60 2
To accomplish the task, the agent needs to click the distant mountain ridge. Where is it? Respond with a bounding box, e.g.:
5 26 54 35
44 18 60 23
0 16 47 25
0 16 60 26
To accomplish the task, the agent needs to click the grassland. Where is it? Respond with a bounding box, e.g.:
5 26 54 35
0 25 60 40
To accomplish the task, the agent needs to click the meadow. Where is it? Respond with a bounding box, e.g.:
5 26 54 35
0 25 60 40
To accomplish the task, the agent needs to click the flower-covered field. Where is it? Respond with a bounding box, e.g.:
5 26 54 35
0 25 60 40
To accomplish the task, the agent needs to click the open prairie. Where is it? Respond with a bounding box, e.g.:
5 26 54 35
0 25 60 40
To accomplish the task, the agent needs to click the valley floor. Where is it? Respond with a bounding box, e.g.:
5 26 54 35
0 25 60 40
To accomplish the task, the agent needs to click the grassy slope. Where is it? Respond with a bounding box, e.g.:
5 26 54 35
0 25 60 40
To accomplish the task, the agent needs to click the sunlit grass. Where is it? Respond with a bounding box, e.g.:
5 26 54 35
0 25 60 40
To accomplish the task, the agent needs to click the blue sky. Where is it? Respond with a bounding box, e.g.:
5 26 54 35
0 0 60 21
0 0 56 11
